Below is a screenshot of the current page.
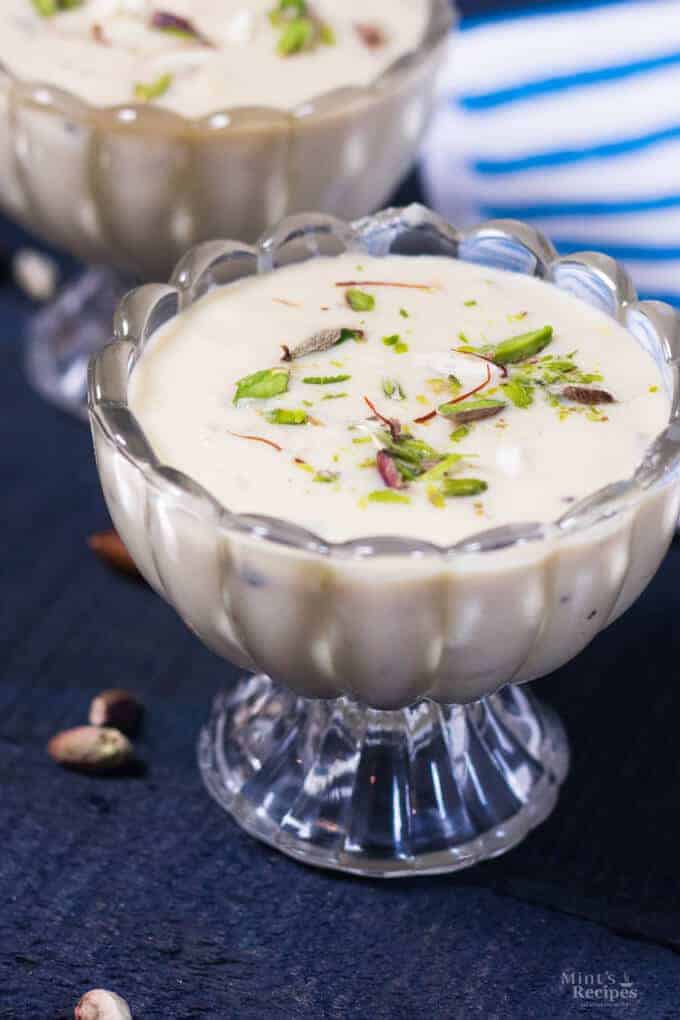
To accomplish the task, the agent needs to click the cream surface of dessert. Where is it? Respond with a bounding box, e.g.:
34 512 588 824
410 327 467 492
6 1 428 116
129 253 669 545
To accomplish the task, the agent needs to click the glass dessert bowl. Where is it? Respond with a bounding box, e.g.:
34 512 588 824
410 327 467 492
2 0 452 417
88 206 680 876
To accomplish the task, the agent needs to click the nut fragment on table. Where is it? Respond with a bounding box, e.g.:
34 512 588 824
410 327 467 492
75 988 133 1020
48 726 133 772
89 689 143 736
88 530 140 578
12 248 59 302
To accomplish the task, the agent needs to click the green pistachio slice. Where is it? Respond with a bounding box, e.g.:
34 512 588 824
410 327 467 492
32 0 82 13
346 288 375 312
266 408 308 425
367 490 411 505
382 378 406 400
438 397 506 424
134 73 173 102
441 478 488 498
303 374 351 385
379 434 440 466
419 454 463 483
491 326 553 365
234 367 289 404
277 17 314 54
502 376 534 409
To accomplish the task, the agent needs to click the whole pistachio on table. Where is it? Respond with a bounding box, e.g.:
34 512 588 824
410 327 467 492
48 726 133 773
89 689 143 736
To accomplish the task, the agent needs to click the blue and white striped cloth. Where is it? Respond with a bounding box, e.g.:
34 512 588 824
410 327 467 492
421 0 680 305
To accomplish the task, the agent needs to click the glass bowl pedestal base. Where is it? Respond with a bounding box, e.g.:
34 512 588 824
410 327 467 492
199 674 569 878
24 268 132 420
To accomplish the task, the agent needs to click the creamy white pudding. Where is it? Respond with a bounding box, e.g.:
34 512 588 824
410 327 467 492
7 1 428 116
129 253 669 545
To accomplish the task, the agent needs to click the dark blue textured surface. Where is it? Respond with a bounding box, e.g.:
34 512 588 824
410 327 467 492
2 52 680 1020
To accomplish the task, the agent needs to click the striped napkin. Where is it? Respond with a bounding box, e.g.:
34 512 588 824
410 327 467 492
421 0 680 305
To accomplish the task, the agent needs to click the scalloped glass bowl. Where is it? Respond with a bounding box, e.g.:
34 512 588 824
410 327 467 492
88 207 680 876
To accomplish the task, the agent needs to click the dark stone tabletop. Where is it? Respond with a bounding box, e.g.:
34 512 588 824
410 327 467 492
2 5 680 1016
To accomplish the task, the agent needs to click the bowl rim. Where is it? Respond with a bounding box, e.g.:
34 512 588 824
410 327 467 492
88 203 680 561
0 0 455 135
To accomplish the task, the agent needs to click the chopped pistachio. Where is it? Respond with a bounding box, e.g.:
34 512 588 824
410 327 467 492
383 378 406 401
399 307 410 319
319 22 336 44
269 0 334 53
382 334 400 347
352 436 372 445
234 367 289 404
270 0 307 21
367 490 411 505
427 377 455 395
294 459 315 474
303 374 351 385
427 485 446 508
419 454 463 484
464 299 477 307
450 425 471 443
277 17 314 54
545 360 578 374
650 385 659 394
502 376 534 409
438 397 506 424
346 288 375 312
441 478 488 498
380 433 440 466
313 470 339 483
359 458 377 469
491 326 553 365
134 73 173 103
266 408 308 425
32 0 82 14
321 392 348 400
394 342 409 354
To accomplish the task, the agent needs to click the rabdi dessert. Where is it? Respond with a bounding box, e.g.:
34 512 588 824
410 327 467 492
129 254 668 544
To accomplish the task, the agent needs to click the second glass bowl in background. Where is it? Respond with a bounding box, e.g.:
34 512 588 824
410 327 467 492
0 1 453 416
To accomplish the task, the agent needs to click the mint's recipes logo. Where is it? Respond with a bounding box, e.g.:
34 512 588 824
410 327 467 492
561 971 639 1008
